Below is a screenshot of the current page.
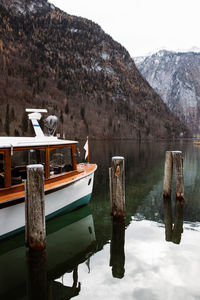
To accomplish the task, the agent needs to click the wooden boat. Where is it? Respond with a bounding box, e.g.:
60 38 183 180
0 109 97 239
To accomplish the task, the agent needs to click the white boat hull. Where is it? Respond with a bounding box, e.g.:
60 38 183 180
0 172 95 238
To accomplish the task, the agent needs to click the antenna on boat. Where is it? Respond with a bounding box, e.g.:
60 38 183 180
26 108 47 137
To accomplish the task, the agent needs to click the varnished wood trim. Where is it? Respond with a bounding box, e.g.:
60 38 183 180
13 146 46 152
0 184 24 196
48 144 74 150
45 147 50 179
4 145 75 151
72 144 77 170
0 164 97 208
0 178 77 209
45 170 81 185
0 170 81 201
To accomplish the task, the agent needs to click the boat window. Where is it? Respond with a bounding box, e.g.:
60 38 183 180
11 149 45 185
0 153 4 188
50 147 73 176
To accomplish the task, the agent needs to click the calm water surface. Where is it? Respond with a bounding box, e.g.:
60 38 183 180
1 140 200 300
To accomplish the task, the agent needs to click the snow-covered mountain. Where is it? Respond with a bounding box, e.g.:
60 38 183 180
135 50 200 134
0 0 55 15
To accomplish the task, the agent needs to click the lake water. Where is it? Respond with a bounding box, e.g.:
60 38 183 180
1 140 200 299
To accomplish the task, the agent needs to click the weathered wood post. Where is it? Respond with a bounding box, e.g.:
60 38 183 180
109 156 125 217
163 150 184 244
163 151 173 200
25 164 46 249
172 151 184 200
163 151 184 201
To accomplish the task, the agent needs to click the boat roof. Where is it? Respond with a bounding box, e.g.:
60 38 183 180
0 136 78 149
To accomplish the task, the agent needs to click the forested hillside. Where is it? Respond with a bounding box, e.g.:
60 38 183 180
0 0 190 139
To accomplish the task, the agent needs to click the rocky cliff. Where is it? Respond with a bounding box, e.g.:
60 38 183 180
135 50 200 134
0 1 190 139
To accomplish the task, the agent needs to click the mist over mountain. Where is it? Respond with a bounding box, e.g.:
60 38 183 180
0 0 190 139
135 50 200 134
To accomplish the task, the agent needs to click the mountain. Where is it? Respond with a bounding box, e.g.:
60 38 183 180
0 1 190 139
0 0 54 14
135 50 200 134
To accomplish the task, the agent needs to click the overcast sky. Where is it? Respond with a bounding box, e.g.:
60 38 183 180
50 0 200 57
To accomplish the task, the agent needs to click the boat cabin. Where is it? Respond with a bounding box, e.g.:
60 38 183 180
0 138 78 189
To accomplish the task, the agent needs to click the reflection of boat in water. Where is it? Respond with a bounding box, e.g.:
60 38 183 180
0 206 97 299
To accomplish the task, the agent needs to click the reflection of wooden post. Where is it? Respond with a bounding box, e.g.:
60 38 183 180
163 198 173 241
72 267 78 289
27 249 47 300
25 164 46 249
172 199 184 244
163 198 184 244
163 151 173 199
109 157 125 217
163 151 184 201
110 217 125 278
172 151 184 200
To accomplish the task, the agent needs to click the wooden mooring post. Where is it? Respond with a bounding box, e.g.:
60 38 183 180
163 151 184 201
109 156 125 217
25 164 46 249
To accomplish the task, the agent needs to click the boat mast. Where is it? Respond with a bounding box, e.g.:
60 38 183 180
26 109 47 137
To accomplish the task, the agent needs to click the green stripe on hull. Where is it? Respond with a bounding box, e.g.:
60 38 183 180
0 193 92 240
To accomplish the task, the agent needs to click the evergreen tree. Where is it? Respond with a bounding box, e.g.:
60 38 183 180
60 110 63 124
80 106 85 119
14 129 20 136
39 118 44 131
65 103 69 114
4 104 10 135
10 107 15 121
22 111 28 134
